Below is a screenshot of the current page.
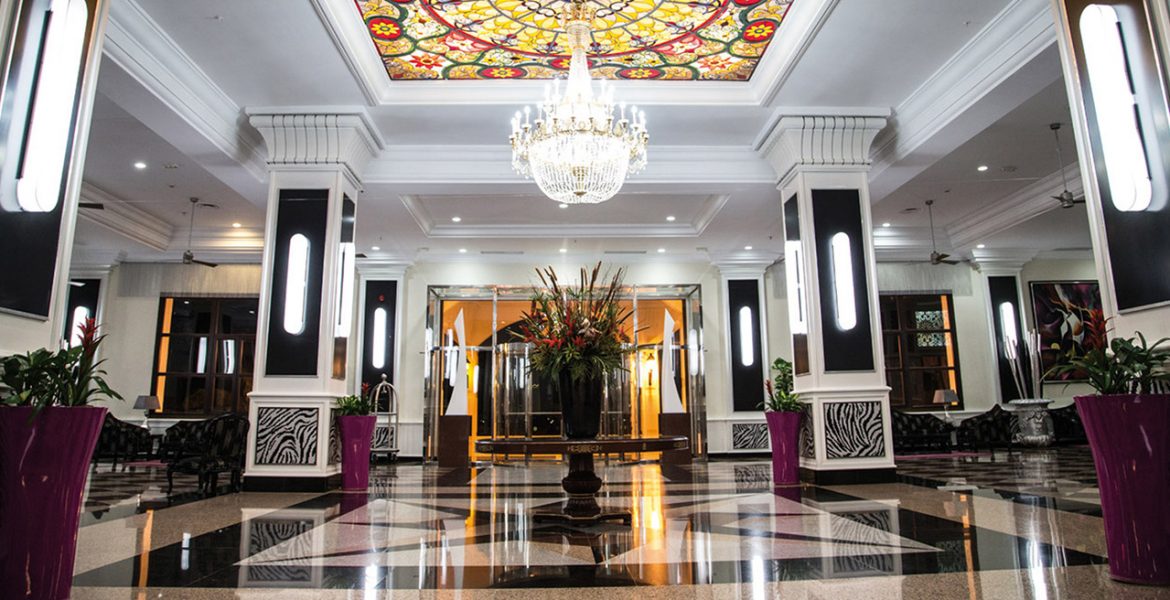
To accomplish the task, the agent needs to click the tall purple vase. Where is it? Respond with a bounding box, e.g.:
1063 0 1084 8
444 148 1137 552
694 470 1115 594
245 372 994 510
338 415 376 492
0 405 106 600
766 411 802 486
1076 394 1170 585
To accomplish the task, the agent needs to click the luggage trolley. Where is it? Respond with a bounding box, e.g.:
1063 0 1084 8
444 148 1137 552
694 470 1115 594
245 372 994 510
368 374 400 461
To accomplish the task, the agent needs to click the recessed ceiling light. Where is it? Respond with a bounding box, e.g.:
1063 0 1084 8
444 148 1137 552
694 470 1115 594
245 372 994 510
459 248 467 254
371 246 380 251
977 244 986 249
231 222 241 228
977 165 989 172
666 215 676 222
657 248 665 253
451 216 462 223
744 245 753 251
881 222 891 228
559 248 567 253
133 161 147 170
559 203 568 209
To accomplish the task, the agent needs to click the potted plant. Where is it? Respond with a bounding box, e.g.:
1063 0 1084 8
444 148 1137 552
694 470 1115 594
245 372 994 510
762 357 802 486
0 318 121 599
336 391 376 491
519 263 633 440
1050 332 1170 585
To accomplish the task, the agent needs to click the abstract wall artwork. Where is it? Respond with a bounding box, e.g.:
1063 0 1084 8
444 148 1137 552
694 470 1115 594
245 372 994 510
1029 281 1106 381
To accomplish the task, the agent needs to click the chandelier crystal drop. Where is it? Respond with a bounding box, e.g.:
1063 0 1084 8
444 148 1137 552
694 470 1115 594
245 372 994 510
509 1 649 205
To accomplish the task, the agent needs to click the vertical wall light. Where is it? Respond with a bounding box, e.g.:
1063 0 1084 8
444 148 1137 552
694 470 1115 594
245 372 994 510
829 232 857 331
15 0 90 212
334 241 355 336
1079 4 1153 212
784 241 807 335
687 327 699 376
999 301 1019 359
371 307 387 369
196 337 208 374
423 326 433 378
283 233 310 335
738 306 755 367
221 340 236 374
68 305 89 347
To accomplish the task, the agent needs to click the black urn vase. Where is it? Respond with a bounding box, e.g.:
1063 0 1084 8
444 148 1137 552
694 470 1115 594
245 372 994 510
557 371 604 440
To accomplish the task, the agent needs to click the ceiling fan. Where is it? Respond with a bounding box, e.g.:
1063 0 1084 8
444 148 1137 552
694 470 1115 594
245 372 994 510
925 199 960 265
1050 123 1085 209
182 197 218 268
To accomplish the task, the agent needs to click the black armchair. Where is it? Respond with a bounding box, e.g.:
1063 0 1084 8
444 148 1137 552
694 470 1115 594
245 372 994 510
956 405 1018 452
1049 404 1088 445
93 414 152 467
891 410 954 454
165 414 250 496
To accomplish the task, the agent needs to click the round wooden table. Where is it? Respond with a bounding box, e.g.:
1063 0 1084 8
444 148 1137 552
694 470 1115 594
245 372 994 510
476 436 689 525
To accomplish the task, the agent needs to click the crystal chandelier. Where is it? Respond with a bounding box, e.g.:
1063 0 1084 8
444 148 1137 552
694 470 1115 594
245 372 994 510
509 0 649 205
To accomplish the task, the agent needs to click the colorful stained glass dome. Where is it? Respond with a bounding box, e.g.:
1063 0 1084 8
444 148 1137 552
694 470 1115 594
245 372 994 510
354 0 795 80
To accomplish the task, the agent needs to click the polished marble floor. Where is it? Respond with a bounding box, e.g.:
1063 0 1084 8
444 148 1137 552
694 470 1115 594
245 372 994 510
68 448 1170 598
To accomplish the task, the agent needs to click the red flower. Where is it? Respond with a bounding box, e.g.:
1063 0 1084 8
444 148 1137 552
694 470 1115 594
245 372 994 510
367 17 403 41
743 20 778 43
77 318 99 358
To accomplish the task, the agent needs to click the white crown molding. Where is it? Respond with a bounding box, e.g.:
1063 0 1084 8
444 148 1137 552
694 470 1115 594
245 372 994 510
356 258 410 278
759 115 889 180
868 0 1056 182
70 251 126 275
403 193 729 238
309 0 836 107
969 247 1039 272
77 183 174 251
365 145 773 185
102 0 267 182
246 109 386 179
711 255 780 277
946 164 1082 249
170 226 264 255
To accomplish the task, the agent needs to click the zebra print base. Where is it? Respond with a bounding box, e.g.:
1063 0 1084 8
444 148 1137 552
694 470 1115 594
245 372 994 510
243 518 315 584
799 403 815 459
255 408 319 465
731 423 770 450
824 401 886 459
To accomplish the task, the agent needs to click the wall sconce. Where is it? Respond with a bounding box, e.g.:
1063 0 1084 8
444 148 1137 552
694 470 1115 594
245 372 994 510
784 241 808 335
283 233 310 335
738 305 755 367
1079 4 1153 212
14 0 90 213
372 307 388 369
641 351 658 388
999 301 1019 359
829 232 857 331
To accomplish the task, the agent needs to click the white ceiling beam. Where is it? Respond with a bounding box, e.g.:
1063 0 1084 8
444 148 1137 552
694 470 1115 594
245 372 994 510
868 0 1059 201
946 164 1082 249
77 183 173 251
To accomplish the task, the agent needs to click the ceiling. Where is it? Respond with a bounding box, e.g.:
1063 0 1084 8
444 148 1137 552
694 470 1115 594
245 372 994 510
355 0 795 80
71 0 1094 270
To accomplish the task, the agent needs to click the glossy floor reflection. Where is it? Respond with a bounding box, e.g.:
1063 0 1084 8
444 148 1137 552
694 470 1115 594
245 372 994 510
70 448 1169 598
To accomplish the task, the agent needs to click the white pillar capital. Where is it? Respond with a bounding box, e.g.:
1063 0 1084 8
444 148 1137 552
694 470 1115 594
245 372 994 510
969 248 1037 275
761 115 889 182
247 108 385 181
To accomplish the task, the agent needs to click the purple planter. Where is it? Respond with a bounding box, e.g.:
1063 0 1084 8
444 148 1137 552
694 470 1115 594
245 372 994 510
0 405 106 600
338 415 376 492
1076 394 1170 585
766 410 802 486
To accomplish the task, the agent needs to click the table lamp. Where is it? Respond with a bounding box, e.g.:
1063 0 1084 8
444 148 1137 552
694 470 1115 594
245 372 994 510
134 395 160 427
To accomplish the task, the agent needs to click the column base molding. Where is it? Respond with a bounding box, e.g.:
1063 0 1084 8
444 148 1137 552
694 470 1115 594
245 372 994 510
243 473 342 493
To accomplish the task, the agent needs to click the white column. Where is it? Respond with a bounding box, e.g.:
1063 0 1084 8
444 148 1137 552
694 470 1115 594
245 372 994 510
763 116 896 483
711 260 775 453
243 110 383 491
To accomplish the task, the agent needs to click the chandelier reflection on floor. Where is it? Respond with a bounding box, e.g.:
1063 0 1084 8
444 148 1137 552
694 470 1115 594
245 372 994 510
509 0 649 205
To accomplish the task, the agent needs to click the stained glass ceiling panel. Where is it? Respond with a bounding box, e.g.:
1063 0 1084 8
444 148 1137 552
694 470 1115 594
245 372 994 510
354 0 795 80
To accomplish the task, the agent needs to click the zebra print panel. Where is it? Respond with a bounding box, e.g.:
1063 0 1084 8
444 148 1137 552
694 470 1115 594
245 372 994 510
733 464 772 492
824 401 886 459
731 423 769 450
372 426 394 450
255 408 318 465
799 403 815 458
245 518 314 583
328 409 339 465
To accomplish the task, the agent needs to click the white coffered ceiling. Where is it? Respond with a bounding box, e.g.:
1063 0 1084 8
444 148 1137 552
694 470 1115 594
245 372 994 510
72 0 1092 270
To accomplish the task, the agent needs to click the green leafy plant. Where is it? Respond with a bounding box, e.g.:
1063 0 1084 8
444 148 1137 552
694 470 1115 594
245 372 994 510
762 357 801 412
0 318 121 416
517 262 634 384
1047 332 1170 395
335 393 373 416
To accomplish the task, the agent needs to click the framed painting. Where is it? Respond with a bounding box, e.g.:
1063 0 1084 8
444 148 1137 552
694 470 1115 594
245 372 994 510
1029 281 1107 381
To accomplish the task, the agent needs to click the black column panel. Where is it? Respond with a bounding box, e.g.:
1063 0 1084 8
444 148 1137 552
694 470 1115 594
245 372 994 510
331 195 355 380
1062 0 1170 310
62 278 100 342
727 279 765 412
988 276 1025 402
811 189 874 372
360 280 398 395
782 195 810 375
265 190 328 376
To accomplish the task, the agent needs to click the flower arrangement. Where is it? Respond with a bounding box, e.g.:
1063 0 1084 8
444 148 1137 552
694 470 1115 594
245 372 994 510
335 392 373 416
762 357 801 412
1048 331 1170 395
517 262 634 384
0 318 121 415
